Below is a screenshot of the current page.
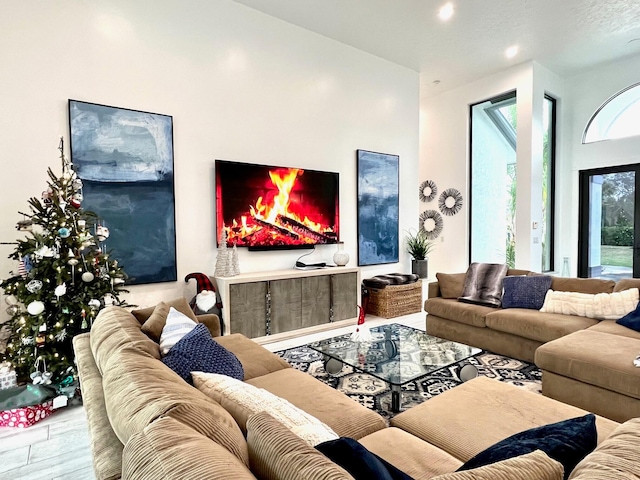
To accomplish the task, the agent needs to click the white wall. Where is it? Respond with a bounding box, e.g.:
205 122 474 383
420 61 563 275
0 0 419 317
559 54 640 275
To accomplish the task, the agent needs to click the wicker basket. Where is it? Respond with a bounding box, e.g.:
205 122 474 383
365 280 422 318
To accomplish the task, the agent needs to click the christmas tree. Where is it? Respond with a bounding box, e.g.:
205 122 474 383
0 138 128 385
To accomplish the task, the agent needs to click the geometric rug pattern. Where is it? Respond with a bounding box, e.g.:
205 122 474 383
276 345 541 421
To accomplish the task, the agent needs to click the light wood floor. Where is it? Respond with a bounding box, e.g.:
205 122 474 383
0 312 425 480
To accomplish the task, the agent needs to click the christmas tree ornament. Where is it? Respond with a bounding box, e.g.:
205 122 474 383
73 178 83 191
5 295 18 305
36 333 46 347
26 280 43 293
59 200 68 210
6 305 19 316
96 225 110 242
67 250 78 265
21 336 35 346
81 310 87 329
81 271 95 283
77 219 86 230
27 301 45 316
88 299 101 310
58 227 71 238
55 329 67 342
54 283 67 298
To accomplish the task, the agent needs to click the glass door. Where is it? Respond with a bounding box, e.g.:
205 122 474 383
578 165 639 279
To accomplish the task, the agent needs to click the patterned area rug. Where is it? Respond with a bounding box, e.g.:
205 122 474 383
275 345 541 421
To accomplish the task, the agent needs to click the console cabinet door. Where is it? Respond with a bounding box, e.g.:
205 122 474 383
301 275 331 328
331 272 358 321
269 278 302 335
229 281 267 338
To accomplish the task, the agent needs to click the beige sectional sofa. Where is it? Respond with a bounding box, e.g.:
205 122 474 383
425 271 640 423
74 297 640 479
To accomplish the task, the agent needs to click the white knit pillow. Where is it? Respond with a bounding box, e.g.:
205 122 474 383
192 372 339 446
540 288 639 320
159 307 197 355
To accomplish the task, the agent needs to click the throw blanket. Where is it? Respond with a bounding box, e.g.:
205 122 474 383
458 263 508 308
540 288 639 320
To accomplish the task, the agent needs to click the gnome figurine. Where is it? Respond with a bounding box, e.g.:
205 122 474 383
350 305 372 342
184 272 222 317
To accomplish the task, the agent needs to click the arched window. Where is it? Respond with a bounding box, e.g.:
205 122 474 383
583 82 640 143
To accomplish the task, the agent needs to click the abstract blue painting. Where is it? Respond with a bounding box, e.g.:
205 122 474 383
68 100 176 285
357 150 399 266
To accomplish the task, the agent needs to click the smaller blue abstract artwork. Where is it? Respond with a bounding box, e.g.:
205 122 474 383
357 150 399 266
68 100 176 285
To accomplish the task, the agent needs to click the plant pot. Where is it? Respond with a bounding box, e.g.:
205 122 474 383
411 259 429 279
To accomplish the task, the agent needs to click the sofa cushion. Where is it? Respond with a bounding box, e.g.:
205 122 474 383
432 450 563 480
122 416 255 480
246 368 386 440
141 302 172 342
425 298 493 328
192 372 338 445
569 417 640 479
132 296 198 324
315 437 412 480
540 288 639 320
436 273 467 299
534 329 640 400
102 345 249 466
458 263 508 307
613 278 640 292
485 309 598 343
457 414 597 479
246 411 354 480
90 306 161 375
550 277 615 294
502 275 552 310
162 324 244 384
159 307 198 355
588 319 640 340
360 427 462 480
214 333 291 381
390 377 618 463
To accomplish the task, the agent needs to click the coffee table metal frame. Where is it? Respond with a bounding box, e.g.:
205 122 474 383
307 323 481 412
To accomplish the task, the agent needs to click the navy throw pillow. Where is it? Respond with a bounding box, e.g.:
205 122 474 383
316 437 413 480
502 275 553 310
161 323 244 384
457 414 597 480
617 300 640 331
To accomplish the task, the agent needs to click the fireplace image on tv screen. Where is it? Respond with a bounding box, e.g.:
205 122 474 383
215 160 340 250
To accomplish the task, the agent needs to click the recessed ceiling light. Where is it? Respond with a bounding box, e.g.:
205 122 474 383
438 3 454 21
505 45 519 59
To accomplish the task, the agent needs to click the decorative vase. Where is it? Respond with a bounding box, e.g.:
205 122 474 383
333 242 349 266
411 258 429 279
561 256 570 277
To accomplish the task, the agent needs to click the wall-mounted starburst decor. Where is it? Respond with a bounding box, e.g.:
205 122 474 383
438 188 463 216
419 209 443 240
419 179 437 203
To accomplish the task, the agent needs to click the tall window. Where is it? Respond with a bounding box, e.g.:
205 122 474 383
470 92 555 272
583 82 640 143
470 92 517 266
542 95 556 272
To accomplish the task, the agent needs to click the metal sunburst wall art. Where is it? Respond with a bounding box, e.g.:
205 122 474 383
438 188 463 216
419 209 443 240
419 179 437 203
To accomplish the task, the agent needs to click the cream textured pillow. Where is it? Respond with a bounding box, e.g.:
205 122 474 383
159 307 198 355
192 372 338 446
540 288 639 320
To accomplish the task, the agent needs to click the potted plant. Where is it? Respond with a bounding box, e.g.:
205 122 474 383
405 229 435 278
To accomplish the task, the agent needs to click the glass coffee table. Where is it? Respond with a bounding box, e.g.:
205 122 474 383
307 323 481 412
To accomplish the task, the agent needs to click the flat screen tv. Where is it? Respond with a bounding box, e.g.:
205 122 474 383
215 160 339 250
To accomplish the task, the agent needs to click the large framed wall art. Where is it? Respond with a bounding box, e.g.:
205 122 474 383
356 149 399 266
68 100 177 285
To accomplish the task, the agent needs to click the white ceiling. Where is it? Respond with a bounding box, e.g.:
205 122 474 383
232 0 640 96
